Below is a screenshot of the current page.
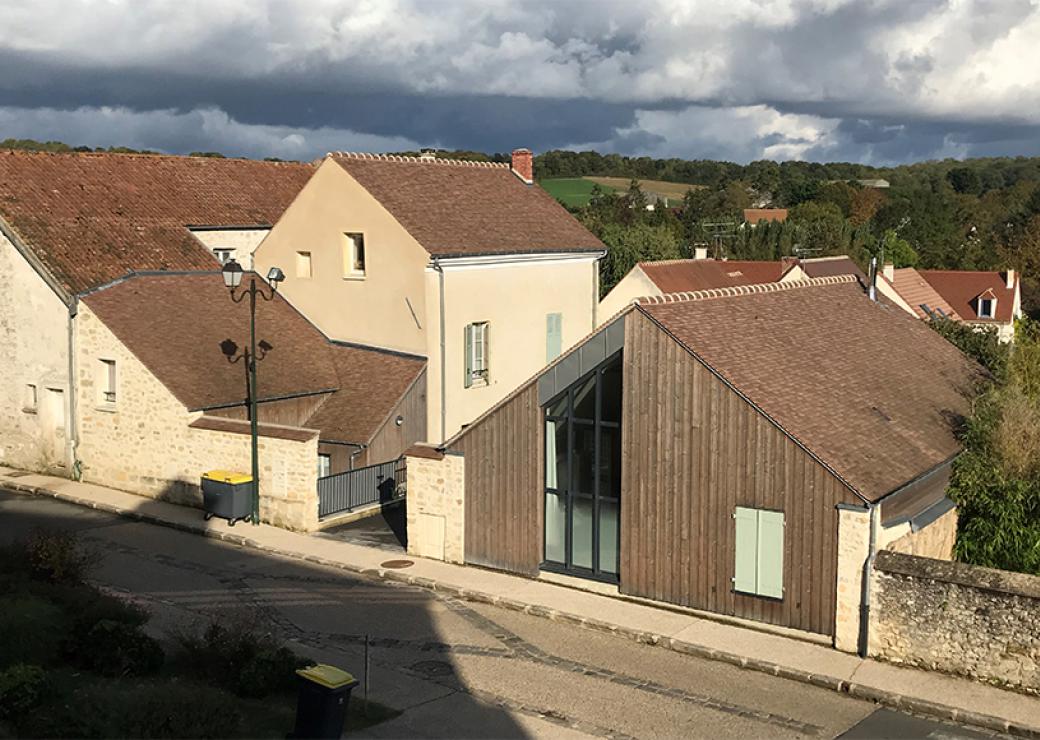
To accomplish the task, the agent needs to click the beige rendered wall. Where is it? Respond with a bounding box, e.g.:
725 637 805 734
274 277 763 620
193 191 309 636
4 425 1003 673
75 305 319 531
884 508 957 560
424 255 598 441
597 266 660 326
0 230 71 473
254 159 430 355
405 450 465 563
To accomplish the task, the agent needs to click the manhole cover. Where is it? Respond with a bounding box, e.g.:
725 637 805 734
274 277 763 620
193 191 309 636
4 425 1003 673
410 660 454 677
380 559 414 569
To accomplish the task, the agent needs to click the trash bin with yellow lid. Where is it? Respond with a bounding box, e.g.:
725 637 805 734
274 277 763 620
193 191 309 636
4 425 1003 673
200 470 253 526
292 664 358 739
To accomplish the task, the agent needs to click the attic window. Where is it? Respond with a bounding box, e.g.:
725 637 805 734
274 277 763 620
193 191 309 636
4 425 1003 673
296 251 312 279
342 233 365 278
214 248 235 265
978 297 996 319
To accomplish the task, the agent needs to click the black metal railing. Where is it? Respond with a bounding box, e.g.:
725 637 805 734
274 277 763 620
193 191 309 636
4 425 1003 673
317 458 404 519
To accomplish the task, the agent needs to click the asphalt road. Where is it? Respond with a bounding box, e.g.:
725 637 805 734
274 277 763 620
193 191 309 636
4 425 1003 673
0 490 1008 739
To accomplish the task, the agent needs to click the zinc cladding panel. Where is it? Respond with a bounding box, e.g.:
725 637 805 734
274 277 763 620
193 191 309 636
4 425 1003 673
733 507 758 594
757 510 785 599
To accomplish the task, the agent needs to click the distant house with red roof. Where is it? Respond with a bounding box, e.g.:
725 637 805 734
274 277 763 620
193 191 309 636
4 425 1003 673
598 254 870 321
743 208 788 225
883 265 1021 342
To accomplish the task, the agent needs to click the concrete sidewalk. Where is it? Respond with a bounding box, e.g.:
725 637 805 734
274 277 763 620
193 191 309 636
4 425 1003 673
3 467 1038 738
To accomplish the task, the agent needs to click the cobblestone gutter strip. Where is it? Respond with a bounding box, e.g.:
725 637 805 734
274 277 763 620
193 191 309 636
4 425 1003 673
9 479 1039 740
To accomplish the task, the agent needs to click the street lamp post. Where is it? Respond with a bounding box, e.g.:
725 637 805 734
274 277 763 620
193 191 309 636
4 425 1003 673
221 259 286 525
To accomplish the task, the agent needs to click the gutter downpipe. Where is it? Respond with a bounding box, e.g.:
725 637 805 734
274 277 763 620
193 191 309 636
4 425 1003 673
858 501 880 657
432 258 447 443
67 297 81 479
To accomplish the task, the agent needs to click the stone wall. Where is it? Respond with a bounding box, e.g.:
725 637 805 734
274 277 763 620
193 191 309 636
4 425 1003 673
75 305 319 531
871 550 1040 692
0 230 71 473
834 506 870 652
404 446 464 563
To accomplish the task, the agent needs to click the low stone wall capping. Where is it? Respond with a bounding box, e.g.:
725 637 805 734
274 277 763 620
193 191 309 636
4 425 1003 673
871 550 1040 692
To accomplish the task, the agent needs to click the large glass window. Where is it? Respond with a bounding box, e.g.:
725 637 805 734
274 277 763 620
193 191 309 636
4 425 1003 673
543 352 622 581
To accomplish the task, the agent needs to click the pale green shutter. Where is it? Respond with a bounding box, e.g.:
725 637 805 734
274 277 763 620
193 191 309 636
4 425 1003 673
464 324 473 388
733 507 758 594
756 510 784 599
546 313 562 362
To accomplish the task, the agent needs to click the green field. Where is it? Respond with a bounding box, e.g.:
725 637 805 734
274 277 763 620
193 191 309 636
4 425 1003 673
540 176 702 208
539 177 600 207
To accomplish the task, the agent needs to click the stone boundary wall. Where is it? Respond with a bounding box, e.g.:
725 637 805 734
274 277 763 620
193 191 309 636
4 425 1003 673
871 550 1040 691
404 446 464 563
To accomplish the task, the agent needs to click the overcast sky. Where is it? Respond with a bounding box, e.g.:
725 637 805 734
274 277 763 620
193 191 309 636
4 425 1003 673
1 0 1038 165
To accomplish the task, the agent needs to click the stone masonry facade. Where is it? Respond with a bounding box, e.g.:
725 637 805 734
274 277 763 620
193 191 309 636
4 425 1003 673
404 448 465 563
75 305 319 531
870 550 1040 692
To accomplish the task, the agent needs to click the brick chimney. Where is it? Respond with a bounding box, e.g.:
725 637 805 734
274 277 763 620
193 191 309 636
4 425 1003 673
511 148 533 184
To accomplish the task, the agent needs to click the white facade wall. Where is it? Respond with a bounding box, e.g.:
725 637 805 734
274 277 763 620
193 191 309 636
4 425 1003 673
0 230 71 472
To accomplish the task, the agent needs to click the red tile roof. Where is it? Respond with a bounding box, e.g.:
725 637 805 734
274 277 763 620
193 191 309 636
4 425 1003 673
83 273 424 444
638 259 786 293
331 153 605 257
891 268 961 320
743 208 788 223
640 278 980 502
0 150 314 295
917 270 1017 322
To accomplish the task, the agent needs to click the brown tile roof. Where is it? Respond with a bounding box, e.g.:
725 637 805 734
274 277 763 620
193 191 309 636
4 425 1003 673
83 273 424 444
640 277 980 502
800 255 867 282
330 153 605 257
891 268 961 320
918 270 1017 322
639 259 786 293
307 343 426 444
0 150 314 295
743 208 788 223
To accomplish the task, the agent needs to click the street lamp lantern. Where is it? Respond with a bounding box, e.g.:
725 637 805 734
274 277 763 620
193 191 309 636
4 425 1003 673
224 262 284 525
222 258 244 289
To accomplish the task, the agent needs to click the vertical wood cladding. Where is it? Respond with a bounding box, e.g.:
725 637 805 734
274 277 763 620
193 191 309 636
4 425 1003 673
451 383 543 575
620 310 859 636
363 370 428 466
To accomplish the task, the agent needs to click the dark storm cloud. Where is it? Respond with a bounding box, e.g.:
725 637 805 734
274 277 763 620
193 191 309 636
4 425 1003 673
0 1 1038 163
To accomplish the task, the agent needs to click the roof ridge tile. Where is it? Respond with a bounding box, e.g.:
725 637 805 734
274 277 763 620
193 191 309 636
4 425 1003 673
330 151 509 168
637 274 856 305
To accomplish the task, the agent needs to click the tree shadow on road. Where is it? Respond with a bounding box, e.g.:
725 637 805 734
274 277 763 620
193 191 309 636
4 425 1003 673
0 489 527 738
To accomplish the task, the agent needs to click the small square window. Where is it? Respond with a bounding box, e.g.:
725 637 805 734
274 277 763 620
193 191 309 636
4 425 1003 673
23 383 37 413
214 248 235 265
98 359 117 406
296 251 312 279
343 233 366 278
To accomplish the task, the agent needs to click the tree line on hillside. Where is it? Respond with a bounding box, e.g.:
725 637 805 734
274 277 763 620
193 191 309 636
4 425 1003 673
548 154 1040 318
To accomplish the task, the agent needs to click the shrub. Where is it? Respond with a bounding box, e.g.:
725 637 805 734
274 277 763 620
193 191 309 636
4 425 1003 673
176 620 311 698
20 678 243 739
75 620 164 677
24 529 99 584
0 595 67 668
0 664 48 719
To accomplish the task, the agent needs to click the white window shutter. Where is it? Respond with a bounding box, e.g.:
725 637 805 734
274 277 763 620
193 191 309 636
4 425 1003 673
546 313 562 362
482 322 489 379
